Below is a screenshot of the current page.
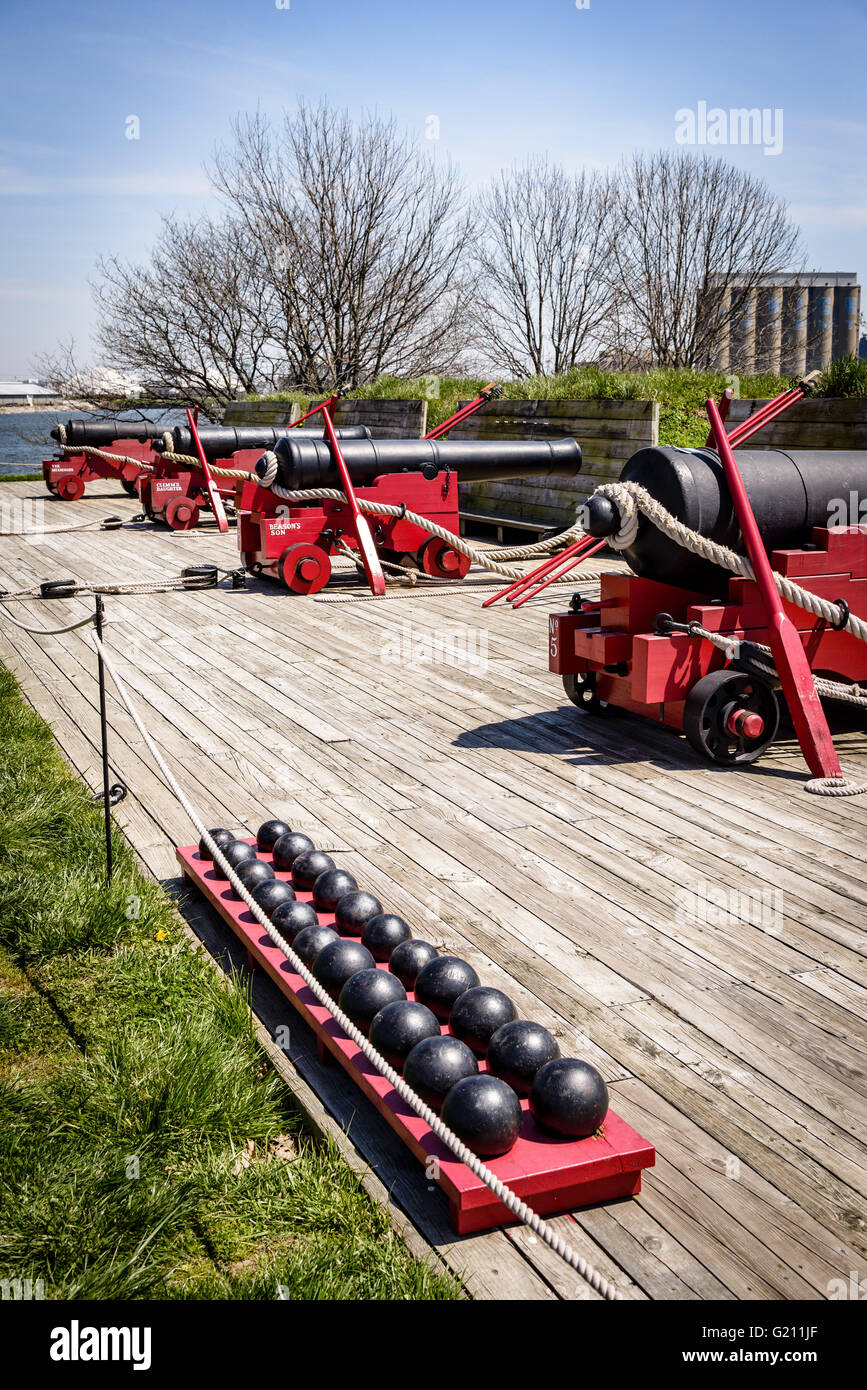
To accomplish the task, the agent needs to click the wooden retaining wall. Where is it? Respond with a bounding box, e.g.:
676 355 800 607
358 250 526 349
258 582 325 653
727 397 867 451
450 399 659 529
225 398 427 438
223 400 300 426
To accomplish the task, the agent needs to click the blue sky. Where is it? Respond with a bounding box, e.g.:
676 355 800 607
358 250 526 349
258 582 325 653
0 0 864 376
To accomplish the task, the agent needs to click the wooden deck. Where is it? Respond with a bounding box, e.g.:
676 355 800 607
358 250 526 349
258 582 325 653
1 478 865 1301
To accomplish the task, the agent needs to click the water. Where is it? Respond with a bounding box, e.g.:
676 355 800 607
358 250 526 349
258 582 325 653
0 408 190 474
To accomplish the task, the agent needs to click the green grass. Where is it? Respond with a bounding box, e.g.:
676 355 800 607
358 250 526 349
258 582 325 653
0 473 42 482
243 366 794 445
245 360 866 447
0 664 460 1301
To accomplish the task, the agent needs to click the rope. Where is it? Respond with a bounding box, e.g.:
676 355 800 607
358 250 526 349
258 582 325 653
60 444 155 473
88 627 623 1301
600 484 867 795
0 514 124 537
599 482 867 646
0 608 94 636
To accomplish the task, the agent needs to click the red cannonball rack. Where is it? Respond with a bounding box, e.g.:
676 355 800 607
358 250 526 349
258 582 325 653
177 839 655 1234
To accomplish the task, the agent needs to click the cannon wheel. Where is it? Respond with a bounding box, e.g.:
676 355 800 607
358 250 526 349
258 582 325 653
563 671 607 715
683 669 779 766
278 543 331 595
57 475 85 501
165 496 200 530
121 478 139 497
418 537 471 580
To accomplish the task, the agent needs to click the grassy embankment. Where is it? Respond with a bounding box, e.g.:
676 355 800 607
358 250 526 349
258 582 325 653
0 664 459 1301
247 356 867 447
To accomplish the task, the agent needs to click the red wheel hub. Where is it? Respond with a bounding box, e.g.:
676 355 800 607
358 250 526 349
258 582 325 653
419 538 471 580
165 496 200 530
278 543 331 594
726 708 765 740
57 474 85 501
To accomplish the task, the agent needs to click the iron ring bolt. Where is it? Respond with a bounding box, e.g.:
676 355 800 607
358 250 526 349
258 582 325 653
830 598 850 631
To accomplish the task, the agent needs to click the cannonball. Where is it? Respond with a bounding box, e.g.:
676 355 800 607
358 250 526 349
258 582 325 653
272 832 315 872
313 940 375 1001
368 1000 441 1070
291 850 335 890
312 868 359 912
362 912 411 961
487 1020 560 1096
403 1034 478 1112
335 891 384 937
388 939 438 990
256 818 292 851
449 987 517 1056
338 968 406 1034
415 955 480 1021
441 1074 523 1157
529 1059 609 1138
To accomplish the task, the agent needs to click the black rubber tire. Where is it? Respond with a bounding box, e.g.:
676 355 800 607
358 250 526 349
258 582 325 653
121 478 139 496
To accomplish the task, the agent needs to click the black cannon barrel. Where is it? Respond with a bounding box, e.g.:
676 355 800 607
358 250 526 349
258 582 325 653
258 435 582 491
584 445 867 592
159 423 372 459
50 419 159 445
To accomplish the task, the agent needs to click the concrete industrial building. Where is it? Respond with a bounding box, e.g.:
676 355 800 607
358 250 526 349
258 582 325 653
705 272 861 375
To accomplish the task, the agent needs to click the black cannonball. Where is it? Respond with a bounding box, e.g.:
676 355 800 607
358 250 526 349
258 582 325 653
213 840 257 880
199 827 235 861
529 1058 609 1138
487 1020 560 1096
403 1034 478 1111
291 849 335 890
362 912 411 961
368 1000 442 1070
272 831 315 872
293 924 340 969
449 987 517 1056
313 940 375 1000
251 879 297 915
441 1074 523 1157
256 818 292 851
272 899 319 941
312 868 359 912
335 891 384 937
338 968 406 1034
232 857 275 897
389 939 439 989
415 955 480 1021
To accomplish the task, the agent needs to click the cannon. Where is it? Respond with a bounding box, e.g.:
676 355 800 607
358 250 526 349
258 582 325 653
258 434 582 493
237 435 583 592
582 444 867 594
140 426 374 528
551 439 867 768
156 423 373 462
43 419 162 500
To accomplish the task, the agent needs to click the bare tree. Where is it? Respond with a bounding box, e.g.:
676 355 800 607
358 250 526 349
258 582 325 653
605 150 802 369
470 159 617 376
94 215 281 410
211 102 475 389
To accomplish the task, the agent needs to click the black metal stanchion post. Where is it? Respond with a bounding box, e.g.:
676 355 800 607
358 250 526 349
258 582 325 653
94 595 114 881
